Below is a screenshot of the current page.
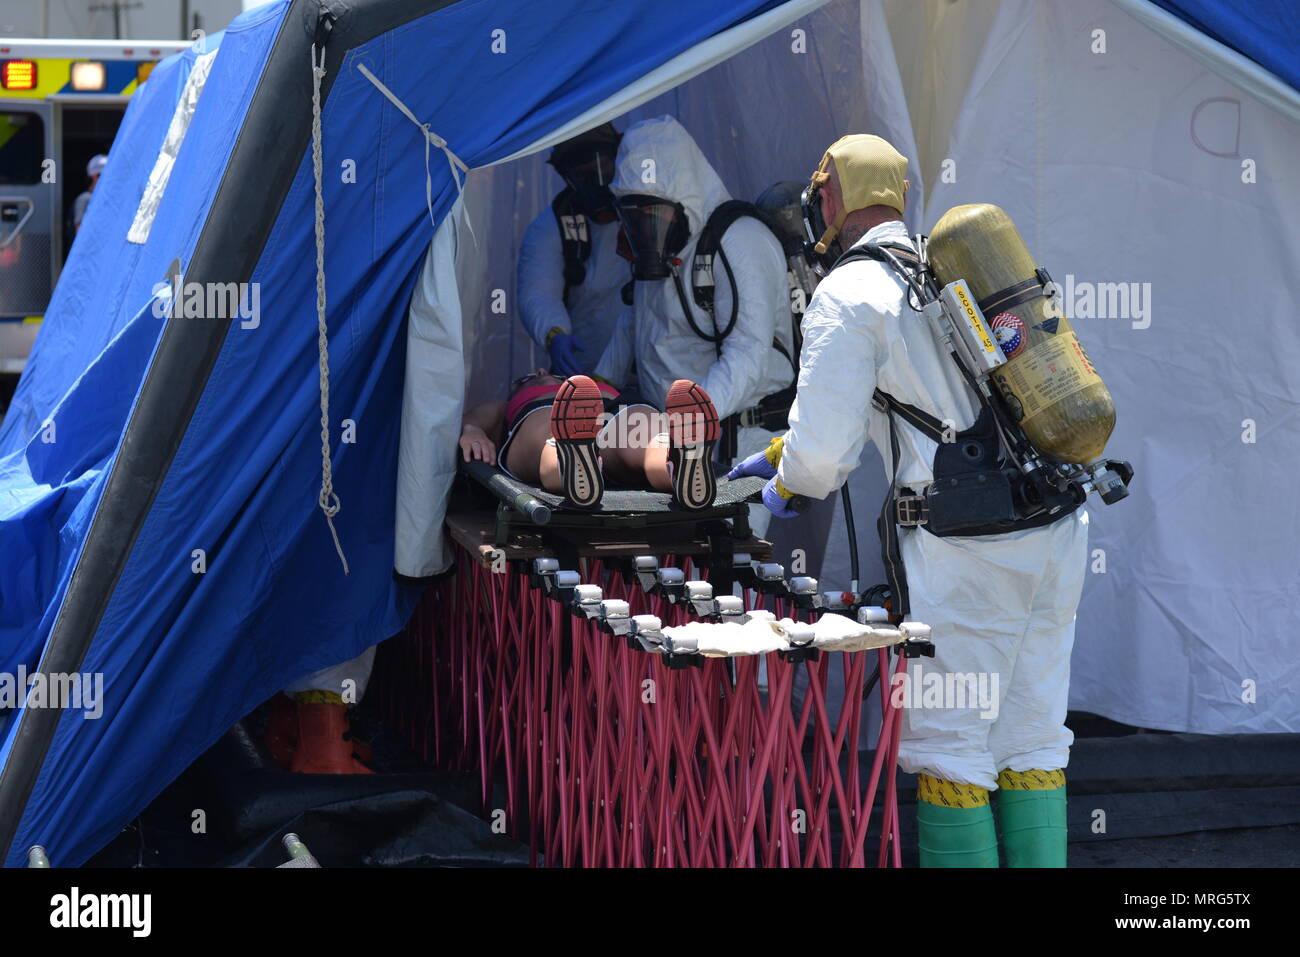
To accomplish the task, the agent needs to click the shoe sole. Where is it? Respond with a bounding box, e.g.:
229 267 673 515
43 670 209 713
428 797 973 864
665 379 719 511
551 375 605 510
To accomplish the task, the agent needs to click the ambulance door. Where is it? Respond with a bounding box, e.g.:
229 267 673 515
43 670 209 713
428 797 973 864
0 101 52 372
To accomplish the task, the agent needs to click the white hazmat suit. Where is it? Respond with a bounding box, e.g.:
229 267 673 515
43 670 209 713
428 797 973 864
516 207 627 370
779 219 1088 791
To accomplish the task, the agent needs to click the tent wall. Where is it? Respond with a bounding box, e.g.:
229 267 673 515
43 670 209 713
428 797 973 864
918 0 1300 733
0 39 218 448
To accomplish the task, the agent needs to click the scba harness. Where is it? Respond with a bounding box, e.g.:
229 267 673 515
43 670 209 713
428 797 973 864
831 240 1084 615
551 187 595 307
683 201 804 448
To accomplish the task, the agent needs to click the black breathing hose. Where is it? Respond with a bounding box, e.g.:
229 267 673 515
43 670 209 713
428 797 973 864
670 247 740 351
840 482 859 592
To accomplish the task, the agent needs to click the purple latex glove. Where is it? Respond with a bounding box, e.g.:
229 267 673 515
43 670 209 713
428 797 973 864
761 476 801 519
548 333 587 376
727 446 777 481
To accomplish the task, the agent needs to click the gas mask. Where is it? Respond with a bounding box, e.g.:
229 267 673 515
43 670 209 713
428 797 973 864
800 182 840 277
550 148 618 224
614 194 690 281
756 180 822 306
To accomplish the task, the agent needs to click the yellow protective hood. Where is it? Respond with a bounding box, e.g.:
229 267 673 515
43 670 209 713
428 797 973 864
811 134 910 253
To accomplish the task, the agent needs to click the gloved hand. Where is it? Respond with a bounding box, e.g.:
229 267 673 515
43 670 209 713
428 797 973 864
547 333 587 377
726 434 785 481
761 476 802 520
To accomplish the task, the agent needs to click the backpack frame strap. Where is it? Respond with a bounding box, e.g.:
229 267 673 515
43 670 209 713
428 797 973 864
690 200 780 316
551 187 592 307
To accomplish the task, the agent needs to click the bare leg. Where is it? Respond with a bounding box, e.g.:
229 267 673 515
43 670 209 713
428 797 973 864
601 406 671 491
504 409 555 485
538 439 562 493
641 437 671 492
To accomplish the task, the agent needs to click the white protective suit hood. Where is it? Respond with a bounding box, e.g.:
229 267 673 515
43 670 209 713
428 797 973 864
612 115 731 238
597 116 793 423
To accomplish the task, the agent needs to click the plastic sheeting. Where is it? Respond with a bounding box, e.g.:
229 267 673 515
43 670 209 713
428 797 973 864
920 0 1300 733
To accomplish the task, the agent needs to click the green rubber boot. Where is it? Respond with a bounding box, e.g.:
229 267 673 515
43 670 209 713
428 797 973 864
916 774 1000 868
996 769 1068 868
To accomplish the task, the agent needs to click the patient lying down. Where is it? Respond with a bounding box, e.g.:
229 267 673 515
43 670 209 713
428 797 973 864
459 372 720 510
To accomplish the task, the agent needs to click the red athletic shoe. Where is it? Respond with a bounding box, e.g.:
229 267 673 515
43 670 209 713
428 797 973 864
665 379 719 510
550 375 605 509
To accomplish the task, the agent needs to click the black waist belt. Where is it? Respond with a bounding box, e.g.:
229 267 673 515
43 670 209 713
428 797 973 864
891 484 1075 537
737 385 795 431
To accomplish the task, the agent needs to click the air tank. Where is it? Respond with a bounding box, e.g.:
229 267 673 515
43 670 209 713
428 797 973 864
927 203 1116 465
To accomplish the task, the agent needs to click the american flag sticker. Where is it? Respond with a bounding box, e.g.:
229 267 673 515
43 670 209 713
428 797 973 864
991 311 1026 359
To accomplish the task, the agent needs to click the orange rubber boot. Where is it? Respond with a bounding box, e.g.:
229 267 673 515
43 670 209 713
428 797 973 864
289 700 373 775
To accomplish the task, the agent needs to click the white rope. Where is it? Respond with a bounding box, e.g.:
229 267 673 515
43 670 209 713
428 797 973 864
355 62 475 245
311 44 349 576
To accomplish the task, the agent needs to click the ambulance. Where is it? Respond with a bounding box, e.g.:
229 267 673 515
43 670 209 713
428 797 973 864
0 38 189 391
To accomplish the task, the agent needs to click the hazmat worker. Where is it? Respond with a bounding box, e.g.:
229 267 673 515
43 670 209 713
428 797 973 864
594 116 794 534
517 123 628 375
730 134 1088 867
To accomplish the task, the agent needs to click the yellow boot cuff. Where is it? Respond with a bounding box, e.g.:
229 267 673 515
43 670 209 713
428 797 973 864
294 690 346 706
918 773 990 808
997 768 1066 790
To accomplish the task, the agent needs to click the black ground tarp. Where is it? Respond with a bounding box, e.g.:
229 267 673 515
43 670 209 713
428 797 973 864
85 703 528 868
85 704 1298 867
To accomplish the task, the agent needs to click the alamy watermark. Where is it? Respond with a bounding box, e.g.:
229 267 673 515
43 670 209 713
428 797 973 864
890 664 999 719
0 667 104 719
151 272 261 329
1044 274 1152 330
594 409 711 452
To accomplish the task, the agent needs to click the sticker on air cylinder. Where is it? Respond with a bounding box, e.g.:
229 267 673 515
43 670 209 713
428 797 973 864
990 312 1026 359
995 332 1101 420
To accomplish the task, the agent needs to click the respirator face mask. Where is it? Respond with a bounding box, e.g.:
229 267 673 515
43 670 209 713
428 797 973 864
614 194 690 281
800 183 840 277
552 149 618 224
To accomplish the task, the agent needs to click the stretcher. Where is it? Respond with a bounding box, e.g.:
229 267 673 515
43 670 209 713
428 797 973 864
455 458 776 593
461 457 764 535
383 459 936 866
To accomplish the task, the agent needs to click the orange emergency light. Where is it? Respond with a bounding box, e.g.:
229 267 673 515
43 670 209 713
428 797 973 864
1 60 37 91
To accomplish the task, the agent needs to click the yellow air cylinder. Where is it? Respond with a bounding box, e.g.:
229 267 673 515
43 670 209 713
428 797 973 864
927 204 1115 465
